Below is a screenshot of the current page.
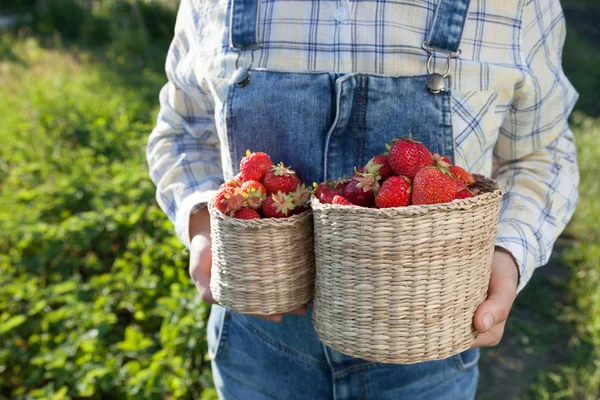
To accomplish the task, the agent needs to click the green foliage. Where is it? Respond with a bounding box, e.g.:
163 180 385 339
529 115 600 400
0 38 212 399
4 0 177 48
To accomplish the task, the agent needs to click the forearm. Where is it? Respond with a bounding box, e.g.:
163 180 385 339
189 207 211 242
493 131 579 292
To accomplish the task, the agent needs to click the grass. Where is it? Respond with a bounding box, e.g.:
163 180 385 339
0 34 217 400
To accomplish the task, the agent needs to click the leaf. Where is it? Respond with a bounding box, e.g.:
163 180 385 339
29 300 48 316
51 387 70 400
116 326 154 352
0 315 26 334
51 281 78 295
200 388 219 400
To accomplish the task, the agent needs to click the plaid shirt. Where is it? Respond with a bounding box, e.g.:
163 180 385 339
147 0 579 292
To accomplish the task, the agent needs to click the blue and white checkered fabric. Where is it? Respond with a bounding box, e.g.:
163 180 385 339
146 0 579 292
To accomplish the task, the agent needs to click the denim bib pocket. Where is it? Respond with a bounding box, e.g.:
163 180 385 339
225 69 336 184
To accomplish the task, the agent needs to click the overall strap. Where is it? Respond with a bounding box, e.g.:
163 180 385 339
427 0 471 53
229 0 260 50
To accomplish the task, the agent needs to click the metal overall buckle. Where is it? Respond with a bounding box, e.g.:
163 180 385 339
230 44 261 88
421 41 461 94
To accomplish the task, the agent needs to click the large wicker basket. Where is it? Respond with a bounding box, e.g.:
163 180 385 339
208 202 315 315
311 175 503 364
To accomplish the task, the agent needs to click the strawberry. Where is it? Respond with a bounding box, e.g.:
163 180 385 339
354 172 380 192
291 206 309 215
262 192 296 218
387 136 433 180
432 153 452 167
213 186 233 214
213 186 246 215
239 150 272 181
375 176 412 208
449 165 475 186
333 177 351 192
455 189 475 200
262 162 302 194
290 183 311 209
314 182 340 204
234 208 261 219
240 180 267 210
343 177 376 207
363 155 393 180
455 179 466 192
412 166 458 205
332 195 354 206
224 174 244 188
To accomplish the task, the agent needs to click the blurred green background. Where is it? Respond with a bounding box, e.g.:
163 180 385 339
0 1 598 399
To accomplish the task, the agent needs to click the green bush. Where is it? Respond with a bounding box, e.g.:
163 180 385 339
4 0 177 51
529 115 600 400
0 38 214 399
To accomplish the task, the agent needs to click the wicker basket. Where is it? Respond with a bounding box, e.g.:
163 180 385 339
311 174 503 364
208 202 315 315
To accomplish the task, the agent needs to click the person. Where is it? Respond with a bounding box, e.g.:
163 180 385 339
146 0 579 398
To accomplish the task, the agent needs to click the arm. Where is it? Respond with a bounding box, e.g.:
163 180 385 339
473 0 579 346
146 0 223 248
493 0 579 293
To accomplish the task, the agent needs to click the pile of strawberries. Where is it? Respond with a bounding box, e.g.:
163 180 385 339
315 136 479 208
213 151 311 219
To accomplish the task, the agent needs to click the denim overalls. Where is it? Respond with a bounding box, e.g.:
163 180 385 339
208 0 480 398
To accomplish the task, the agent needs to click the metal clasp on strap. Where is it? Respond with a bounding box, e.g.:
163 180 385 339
230 47 260 88
421 41 461 94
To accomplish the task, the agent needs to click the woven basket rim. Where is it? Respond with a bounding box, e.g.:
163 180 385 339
311 173 503 215
208 201 313 227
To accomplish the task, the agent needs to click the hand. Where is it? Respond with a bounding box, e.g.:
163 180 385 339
471 247 519 348
188 207 307 323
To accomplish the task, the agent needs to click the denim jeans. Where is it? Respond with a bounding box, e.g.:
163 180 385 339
209 305 479 400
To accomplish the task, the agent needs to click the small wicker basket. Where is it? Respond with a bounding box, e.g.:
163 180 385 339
208 202 315 315
311 175 503 364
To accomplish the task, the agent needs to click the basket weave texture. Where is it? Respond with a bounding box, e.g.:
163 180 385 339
209 202 315 315
311 175 503 364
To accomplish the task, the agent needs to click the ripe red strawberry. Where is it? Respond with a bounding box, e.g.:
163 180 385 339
375 176 412 208
213 186 233 214
354 172 380 192
332 195 353 206
449 165 475 185
314 182 340 204
213 186 246 215
240 180 267 210
455 189 475 200
224 174 244 188
290 183 311 209
262 163 302 194
261 192 296 218
363 155 393 180
343 177 376 207
234 208 261 219
333 177 351 192
291 206 309 215
387 136 433 180
412 166 458 205
239 150 272 181
455 179 466 192
432 153 452 167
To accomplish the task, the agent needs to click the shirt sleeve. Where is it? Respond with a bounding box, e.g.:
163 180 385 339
493 0 579 292
146 0 223 248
